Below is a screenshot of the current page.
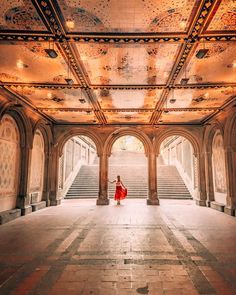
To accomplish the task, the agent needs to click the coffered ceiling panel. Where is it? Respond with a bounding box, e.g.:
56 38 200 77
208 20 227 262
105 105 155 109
159 109 215 123
93 89 163 109
57 0 201 33
165 87 235 108
0 42 77 84
41 110 96 123
105 111 152 124
0 0 47 31
206 0 236 32
177 42 236 84
10 87 91 109
76 43 181 85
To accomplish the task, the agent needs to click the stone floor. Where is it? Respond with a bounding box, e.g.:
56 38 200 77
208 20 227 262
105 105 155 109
0 199 236 295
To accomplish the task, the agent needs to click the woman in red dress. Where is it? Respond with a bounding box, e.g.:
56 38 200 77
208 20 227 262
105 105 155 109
109 175 127 205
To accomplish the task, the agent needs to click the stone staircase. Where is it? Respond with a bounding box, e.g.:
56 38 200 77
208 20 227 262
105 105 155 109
65 152 192 199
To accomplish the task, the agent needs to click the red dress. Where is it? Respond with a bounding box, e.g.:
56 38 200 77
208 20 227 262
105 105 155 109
114 182 127 201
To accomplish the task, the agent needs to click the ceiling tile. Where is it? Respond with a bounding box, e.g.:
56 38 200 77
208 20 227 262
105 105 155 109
10 87 91 109
165 87 235 108
207 0 236 32
0 42 78 84
57 0 200 33
76 42 181 85
159 109 215 123
177 42 236 84
93 89 163 109
0 0 47 31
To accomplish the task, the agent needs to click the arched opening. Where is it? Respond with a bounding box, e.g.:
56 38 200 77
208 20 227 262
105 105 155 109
211 130 227 205
108 135 148 199
58 135 98 199
158 136 198 200
0 114 20 212
28 130 45 204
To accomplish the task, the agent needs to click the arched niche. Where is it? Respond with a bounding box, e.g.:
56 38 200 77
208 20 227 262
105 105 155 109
211 129 227 204
28 130 45 203
0 114 20 212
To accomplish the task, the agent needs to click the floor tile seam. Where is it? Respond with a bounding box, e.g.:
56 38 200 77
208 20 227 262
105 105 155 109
159 220 216 294
0 215 90 294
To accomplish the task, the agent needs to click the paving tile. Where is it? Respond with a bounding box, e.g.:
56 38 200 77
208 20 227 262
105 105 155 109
0 199 235 295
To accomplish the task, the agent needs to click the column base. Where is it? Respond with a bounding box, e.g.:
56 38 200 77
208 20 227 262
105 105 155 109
50 199 61 206
96 198 110 205
147 198 160 205
224 206 235 216
195 199 207 207
21 205 33 216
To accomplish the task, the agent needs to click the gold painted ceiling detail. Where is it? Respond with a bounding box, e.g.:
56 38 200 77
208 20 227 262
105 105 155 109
0 0 235 125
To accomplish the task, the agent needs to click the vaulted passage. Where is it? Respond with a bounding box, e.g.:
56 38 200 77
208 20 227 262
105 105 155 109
0 0 236 294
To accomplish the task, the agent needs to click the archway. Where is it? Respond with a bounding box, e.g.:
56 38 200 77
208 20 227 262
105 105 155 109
211 130 227 205
0 114 20 212
157 136 198 200
58 135 98 199
108 135 148 199
28 130 45 204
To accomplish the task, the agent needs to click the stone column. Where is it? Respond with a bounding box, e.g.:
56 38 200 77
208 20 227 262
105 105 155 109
17 144 33 215
224 146 236 215
97 152 109 205
147 152 159 205
42 148 51 206
204 151 214 206
195 152 207 206
49 144 61 206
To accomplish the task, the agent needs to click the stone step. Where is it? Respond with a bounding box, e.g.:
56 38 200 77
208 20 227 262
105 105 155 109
65 161 192 199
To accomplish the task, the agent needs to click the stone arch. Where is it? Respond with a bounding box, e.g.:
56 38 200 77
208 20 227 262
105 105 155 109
57 128 103 157
5 107 33 149
204 120 224 154
33 120 53 155
0 114 20 211
28 129 45 203
224 112 236 150
104 127 152 156
154 129 200 156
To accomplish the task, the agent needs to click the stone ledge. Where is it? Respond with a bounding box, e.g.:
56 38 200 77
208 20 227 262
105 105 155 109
21 205 32 216
32 201 46 212
224 206 235 216
0 209 21 225
195 199 207 207
210 201 225 212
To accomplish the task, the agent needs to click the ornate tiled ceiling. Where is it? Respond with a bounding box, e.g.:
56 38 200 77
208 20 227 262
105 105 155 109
76 43 181 85
0 0 235 125
57 0 201 33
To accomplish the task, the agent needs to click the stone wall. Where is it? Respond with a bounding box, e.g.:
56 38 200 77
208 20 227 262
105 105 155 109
212 130 227 204
0 115 20 212
28 130 45 204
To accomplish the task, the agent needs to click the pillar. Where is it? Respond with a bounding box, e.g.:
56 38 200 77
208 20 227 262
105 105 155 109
195 152 207 206
48 144 61 206
147 152 159 205
204 151 214 206
42 147 51 206
97 153 109 205
224 146 236 215
17 144 33 215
